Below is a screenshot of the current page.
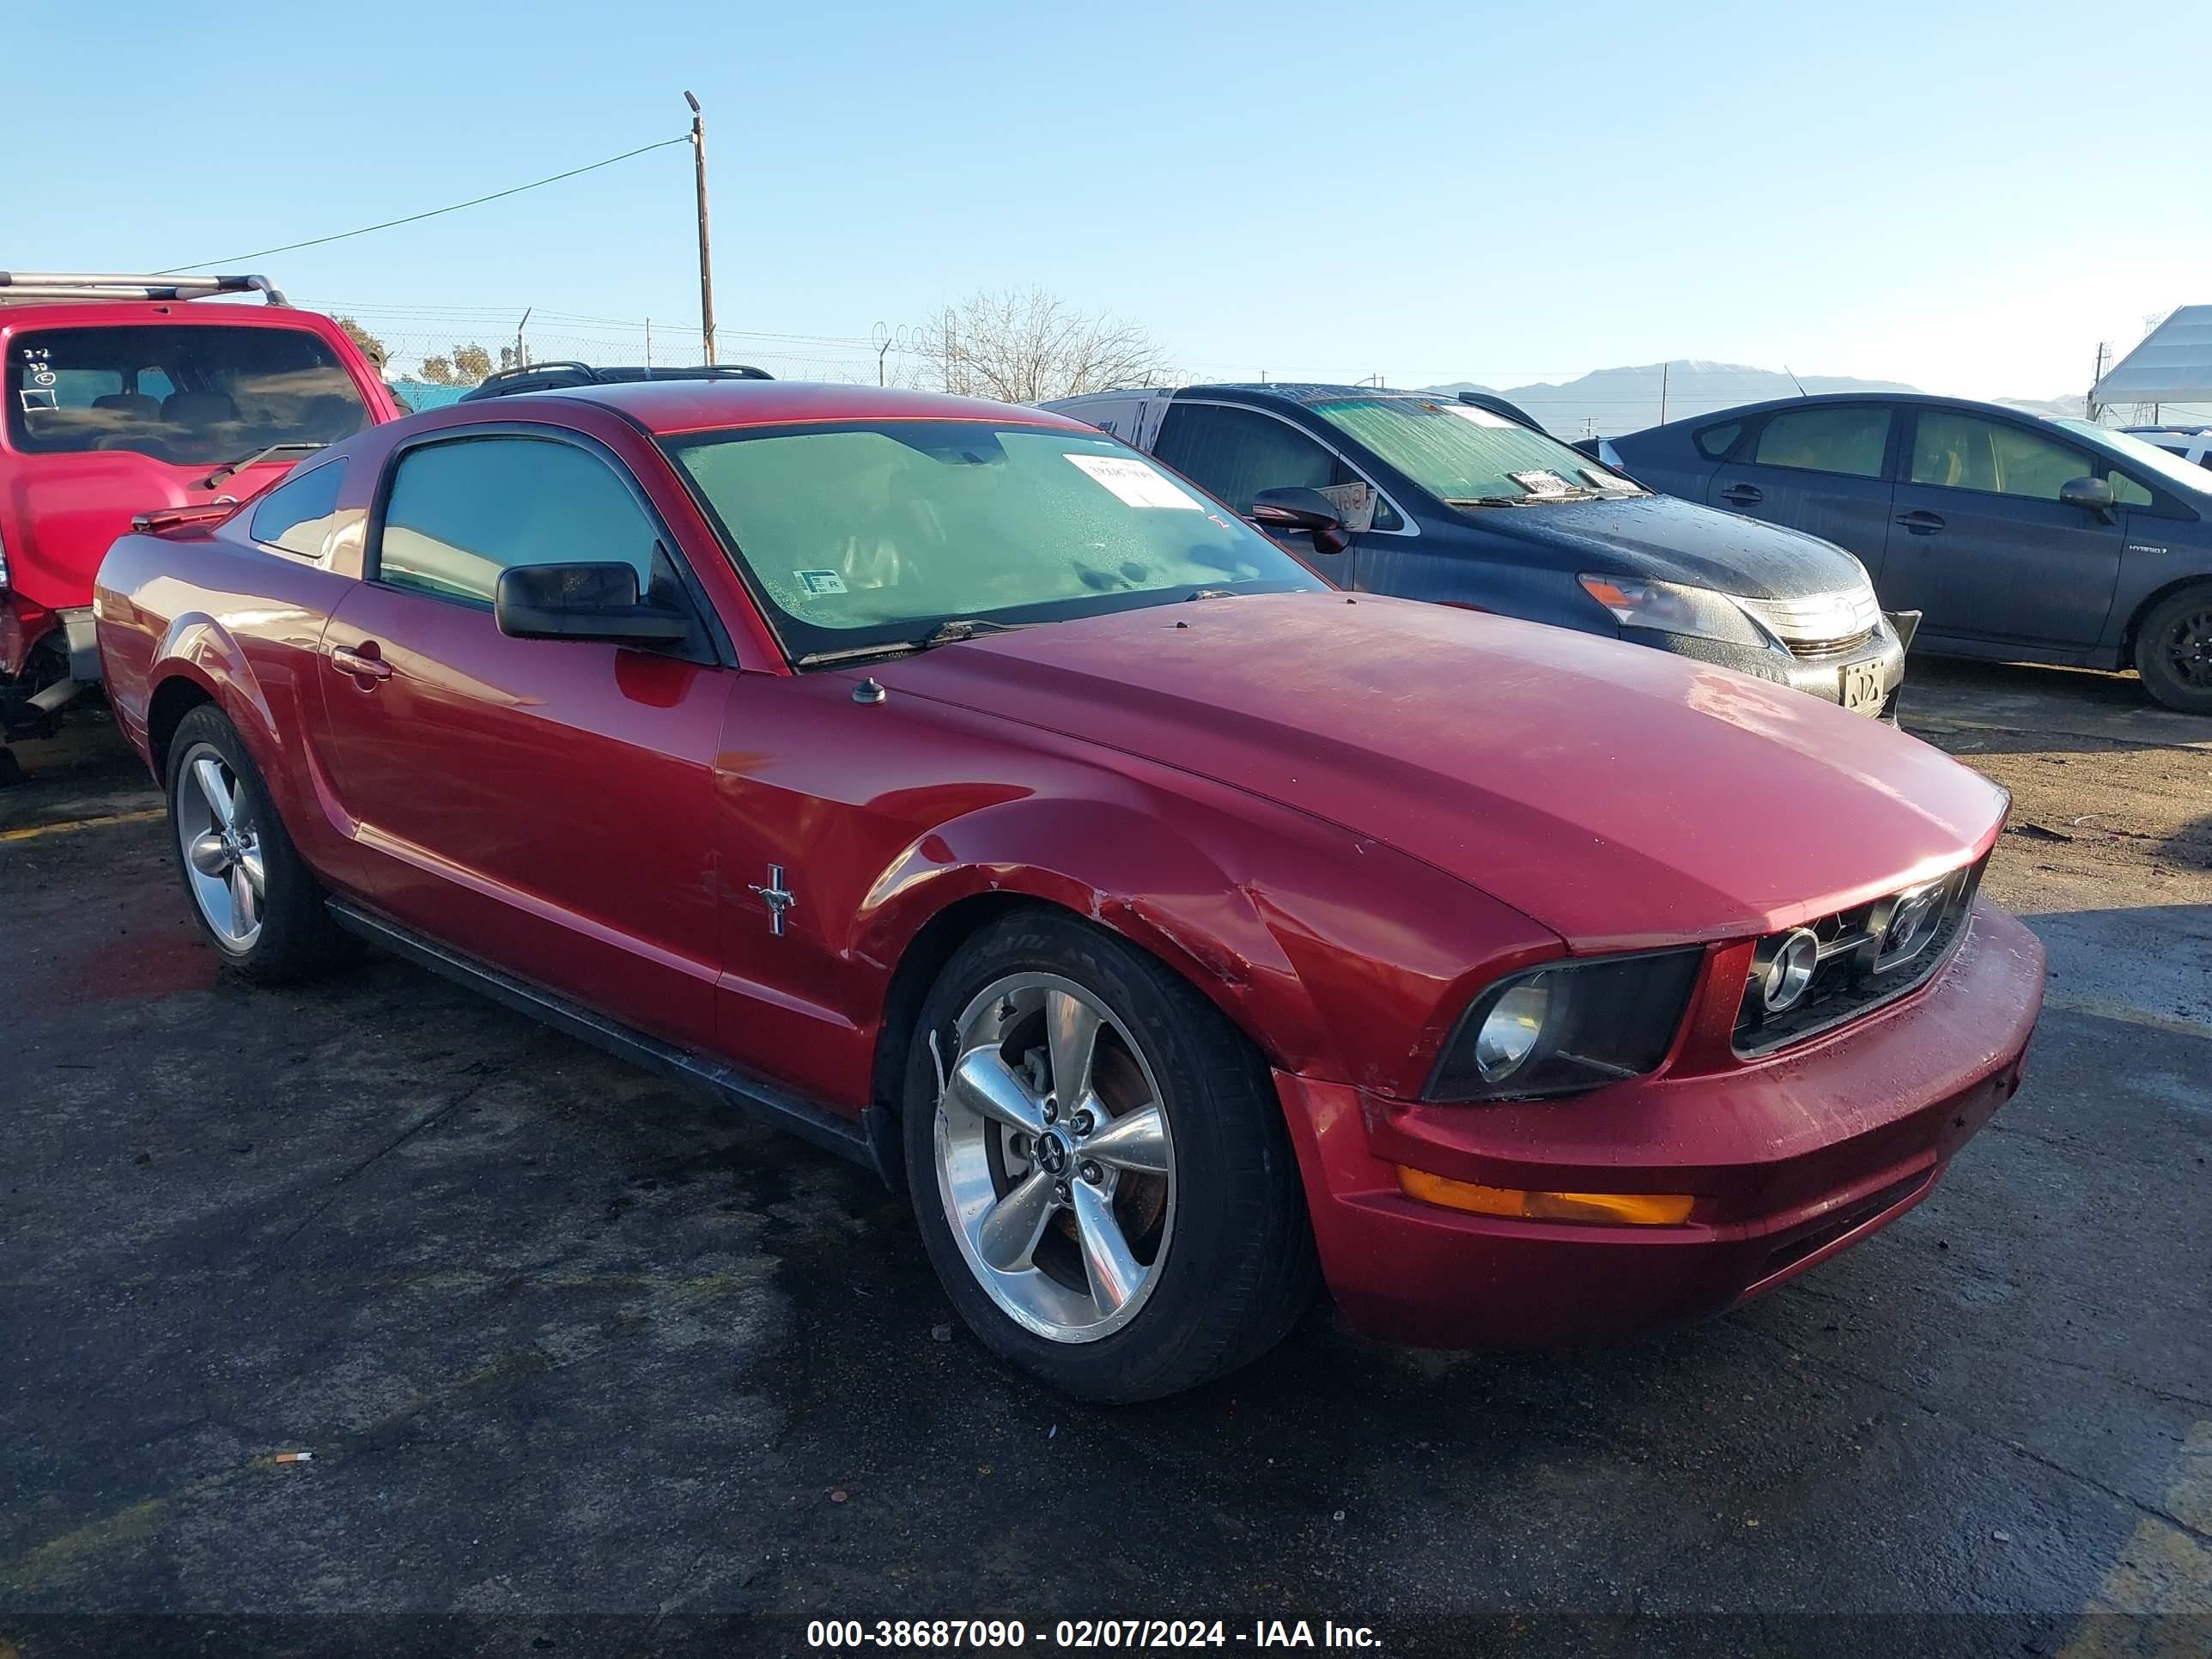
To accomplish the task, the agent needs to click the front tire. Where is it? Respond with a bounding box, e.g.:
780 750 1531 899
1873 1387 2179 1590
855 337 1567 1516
903 909 1315 1401
165 704 352 982
2134 582 2212 714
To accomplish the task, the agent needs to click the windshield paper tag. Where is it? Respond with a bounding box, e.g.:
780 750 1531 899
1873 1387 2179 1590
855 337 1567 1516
1508 469 1575 497
1064 453 1203 510
795 569 848 595
1449 404 1515 428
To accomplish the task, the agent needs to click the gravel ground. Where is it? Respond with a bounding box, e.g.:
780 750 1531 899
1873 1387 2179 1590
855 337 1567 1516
2 659 2207 1659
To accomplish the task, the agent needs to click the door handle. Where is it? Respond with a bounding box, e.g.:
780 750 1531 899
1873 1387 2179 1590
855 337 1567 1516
329 642 393 682
1893 510 1945 536
1719 483 1763 506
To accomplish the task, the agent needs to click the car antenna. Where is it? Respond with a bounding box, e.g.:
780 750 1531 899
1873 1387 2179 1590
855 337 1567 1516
1784 364 1808 397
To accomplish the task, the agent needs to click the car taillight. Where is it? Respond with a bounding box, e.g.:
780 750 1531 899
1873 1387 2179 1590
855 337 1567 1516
0 522 10 591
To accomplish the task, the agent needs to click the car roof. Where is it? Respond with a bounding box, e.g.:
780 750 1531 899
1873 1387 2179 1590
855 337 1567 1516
1643 390 2086 433
465 379 1099 435
1181 382 1432 407
0 300 342 331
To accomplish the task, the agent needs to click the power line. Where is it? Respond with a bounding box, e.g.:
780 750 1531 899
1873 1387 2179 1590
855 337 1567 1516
158 137 691 274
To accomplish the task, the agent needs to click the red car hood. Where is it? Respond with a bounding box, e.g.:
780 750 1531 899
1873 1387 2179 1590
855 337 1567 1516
878 592 2008 951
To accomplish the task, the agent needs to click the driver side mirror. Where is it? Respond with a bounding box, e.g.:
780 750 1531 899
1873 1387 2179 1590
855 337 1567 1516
1250 486 1352 556
494 562 693 646
2059 476 2116 521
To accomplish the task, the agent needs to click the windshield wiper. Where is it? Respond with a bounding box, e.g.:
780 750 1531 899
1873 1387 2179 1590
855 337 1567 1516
917 617 1032 646
1446 489 1605 507
198 441 327 491
790 617 1035 670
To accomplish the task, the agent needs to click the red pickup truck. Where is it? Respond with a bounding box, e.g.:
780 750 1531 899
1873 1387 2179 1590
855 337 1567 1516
1 272 400 763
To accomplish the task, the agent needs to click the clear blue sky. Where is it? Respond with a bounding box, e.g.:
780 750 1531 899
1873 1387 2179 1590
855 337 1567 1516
9 0 2207 399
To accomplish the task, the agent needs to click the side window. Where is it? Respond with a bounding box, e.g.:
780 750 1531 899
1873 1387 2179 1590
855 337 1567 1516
2111 472 2154 507
1694 421 1742 459
249 459 346 557
375 436 660 605
1909 412 2088 501
1750 406 1891 477
1151 404 1401 530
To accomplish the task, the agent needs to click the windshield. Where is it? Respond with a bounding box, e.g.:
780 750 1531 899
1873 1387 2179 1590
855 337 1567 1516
2053 419 2212 497
6 324 369 465
1310 396 1641 504
665 420 1325 661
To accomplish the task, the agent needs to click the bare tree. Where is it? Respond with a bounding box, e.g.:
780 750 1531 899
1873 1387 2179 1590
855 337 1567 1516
923 287 1173 404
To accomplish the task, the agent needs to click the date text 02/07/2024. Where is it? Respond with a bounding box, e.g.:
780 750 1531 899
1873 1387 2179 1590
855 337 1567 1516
803 1618 1382 1649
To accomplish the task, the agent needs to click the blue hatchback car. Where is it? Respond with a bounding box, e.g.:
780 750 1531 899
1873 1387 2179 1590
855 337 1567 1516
1599 392 2212 713
1046 385 1908 719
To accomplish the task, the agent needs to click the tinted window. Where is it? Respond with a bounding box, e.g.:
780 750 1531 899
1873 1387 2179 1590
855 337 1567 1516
1153 404 1346 514
7 325 368 464
1694 421 1742 459
2112 472 2154 507
377 437 660 605
249 460 346 557
1910 413 2087 500
1752 406 1891 477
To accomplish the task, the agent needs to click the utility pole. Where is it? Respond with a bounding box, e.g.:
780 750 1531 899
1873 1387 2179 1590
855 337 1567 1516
686 91 717 366
644 317 653 369
515 307 531 372
2088 341 2110 420
1659 361 1670 425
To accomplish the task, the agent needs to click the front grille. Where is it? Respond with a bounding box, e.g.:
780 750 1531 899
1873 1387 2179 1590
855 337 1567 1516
1732 584 1884 658
1734 857 1986 1057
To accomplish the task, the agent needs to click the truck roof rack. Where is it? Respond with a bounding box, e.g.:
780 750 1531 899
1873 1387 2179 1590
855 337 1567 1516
0 271 288 307
459 361 774 401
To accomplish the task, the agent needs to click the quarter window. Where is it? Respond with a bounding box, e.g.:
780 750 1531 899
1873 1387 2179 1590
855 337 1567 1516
2111 473 2154 507
248 459 346 557
1751 406 1891 478
376 436 662 605
1908 412 2089 501
1152 404 1401 530
1694 422 1742 459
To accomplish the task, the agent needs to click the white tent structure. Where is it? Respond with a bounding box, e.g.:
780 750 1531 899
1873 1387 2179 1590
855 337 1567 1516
2091 306 2212 415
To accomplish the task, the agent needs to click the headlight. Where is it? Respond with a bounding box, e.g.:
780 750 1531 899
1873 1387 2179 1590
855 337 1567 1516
1426 948 1705 1103
1578 574 1771 647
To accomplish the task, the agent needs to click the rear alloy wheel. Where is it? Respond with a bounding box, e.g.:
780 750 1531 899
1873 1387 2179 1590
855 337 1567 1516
165 704 353 982
904 910 1315 1401
177 744 268 953
2135 583 2212 714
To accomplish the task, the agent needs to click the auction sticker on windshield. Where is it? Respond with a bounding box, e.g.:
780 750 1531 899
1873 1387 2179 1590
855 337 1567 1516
1449 404 1515 428
1064 453 1204 510
1508 469 1577 497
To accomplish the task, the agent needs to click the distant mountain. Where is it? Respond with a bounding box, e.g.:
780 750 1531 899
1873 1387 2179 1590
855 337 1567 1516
1419 361 2090 438
1419 362 1920 438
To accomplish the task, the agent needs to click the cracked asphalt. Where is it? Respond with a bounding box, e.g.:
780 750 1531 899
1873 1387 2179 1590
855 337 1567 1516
2 659 2207 1659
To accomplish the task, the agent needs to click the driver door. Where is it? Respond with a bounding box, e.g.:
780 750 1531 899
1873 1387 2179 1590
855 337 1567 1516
308 428 733 1051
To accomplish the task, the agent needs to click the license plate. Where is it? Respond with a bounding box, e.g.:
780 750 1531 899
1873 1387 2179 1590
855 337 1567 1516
1842 660 1886 716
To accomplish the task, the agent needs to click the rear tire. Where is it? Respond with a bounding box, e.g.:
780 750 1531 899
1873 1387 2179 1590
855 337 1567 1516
2133 582 2212 714
902 908 1316 1402
165 703 353 982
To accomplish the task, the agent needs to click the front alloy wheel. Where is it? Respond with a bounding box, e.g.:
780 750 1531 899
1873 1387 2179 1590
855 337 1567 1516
904 910 1316 1402
937 973 1176 1343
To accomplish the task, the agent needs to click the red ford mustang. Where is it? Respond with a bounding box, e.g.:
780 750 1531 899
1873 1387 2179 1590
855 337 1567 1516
94 381 2044 1401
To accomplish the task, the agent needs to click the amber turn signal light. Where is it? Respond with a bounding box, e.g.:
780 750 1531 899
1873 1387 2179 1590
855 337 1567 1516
1395 1166 1695 1226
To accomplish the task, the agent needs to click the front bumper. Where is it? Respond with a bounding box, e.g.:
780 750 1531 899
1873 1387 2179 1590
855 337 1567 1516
1626 617 1907 717
1275 900 2045 1348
